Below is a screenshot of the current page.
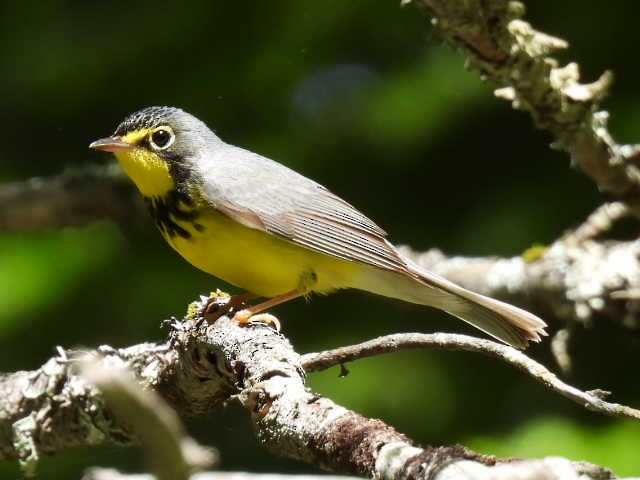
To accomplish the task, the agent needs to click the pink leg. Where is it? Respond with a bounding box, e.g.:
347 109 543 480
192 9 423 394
234 289 304 329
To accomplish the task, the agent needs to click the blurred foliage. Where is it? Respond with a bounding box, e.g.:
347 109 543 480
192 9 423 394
469 417 640 477
0 0 639 478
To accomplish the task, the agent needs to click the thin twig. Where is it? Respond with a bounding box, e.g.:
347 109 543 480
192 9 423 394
568 202 630 243
301 332 640 421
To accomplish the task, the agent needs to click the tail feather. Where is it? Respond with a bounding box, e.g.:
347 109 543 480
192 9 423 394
357 261 547 349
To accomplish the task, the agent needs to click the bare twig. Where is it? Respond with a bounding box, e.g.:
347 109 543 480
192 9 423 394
301 332 640 421
410 0 640 206
82 361 217 480
568 202 630 242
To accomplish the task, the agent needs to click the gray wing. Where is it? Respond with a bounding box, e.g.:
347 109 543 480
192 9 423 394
197 144 409 273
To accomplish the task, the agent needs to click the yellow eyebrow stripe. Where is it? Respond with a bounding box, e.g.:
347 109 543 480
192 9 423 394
121 128 151 145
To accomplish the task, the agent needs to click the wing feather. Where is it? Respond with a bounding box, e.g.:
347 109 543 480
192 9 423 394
260 194 408 273
198 145 407 274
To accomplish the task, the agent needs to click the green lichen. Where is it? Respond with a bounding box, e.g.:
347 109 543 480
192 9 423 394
186 289 231 320
12 413 39 477
186 301 201 321
76 395 109 446
522 244 547 263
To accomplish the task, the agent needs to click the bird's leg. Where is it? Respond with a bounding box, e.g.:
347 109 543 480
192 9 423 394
234 289 304 331
228 292 260 310
202 291 260 322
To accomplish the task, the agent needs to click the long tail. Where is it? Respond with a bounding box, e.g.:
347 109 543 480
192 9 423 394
357 260 547 349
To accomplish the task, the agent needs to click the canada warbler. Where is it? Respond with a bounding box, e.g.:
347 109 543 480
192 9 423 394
90 106 546 348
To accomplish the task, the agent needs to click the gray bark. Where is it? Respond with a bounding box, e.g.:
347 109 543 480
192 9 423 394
1 314 635 479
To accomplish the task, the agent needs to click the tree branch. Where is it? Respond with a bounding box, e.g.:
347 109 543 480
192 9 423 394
301 332 640 421
568 202 631 243
82 470 362 480
408 0 640 207
1 299 637 479
0 165 142 232
2 2 638 479
398 235 640 329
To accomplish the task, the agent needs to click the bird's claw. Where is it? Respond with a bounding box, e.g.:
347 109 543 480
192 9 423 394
197 291 257 324
200 302 231 325
234 310 281 332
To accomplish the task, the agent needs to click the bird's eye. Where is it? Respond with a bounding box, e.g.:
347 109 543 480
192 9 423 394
149 128 174 150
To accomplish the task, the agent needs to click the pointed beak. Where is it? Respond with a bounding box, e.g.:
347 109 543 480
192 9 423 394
89 136 132 152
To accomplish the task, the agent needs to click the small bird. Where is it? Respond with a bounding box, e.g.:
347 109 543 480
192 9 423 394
90 106 546 348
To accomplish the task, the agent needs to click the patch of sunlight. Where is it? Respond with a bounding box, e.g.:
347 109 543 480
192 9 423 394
308 351 455 434
364 49 491 151
0 223 120 331
467 416 640 477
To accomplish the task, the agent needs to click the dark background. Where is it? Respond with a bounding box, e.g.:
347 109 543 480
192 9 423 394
1 1 639 477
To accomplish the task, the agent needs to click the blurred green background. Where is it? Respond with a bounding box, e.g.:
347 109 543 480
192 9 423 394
1 0 640 478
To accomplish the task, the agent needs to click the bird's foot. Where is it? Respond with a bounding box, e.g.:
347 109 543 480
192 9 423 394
233 310 281 332
200 297 230 321
196 291 259 324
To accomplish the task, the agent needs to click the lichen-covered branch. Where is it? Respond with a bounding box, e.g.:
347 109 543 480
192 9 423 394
0 304 637 479
409 0 640 205
0 345 146 474
398 236 640 329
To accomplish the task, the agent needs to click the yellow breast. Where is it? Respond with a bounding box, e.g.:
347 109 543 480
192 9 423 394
112 136 361 297
164 208 362 297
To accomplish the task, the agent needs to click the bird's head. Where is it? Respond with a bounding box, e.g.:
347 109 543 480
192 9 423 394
89 106 220 196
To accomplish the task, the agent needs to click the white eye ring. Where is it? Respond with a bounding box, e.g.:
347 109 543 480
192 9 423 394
149 126 175 150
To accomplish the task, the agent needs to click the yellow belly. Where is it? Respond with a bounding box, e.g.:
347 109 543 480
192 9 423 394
162 209 362 297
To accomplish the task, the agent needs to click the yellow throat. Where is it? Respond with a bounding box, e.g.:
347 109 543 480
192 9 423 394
115 129 175 196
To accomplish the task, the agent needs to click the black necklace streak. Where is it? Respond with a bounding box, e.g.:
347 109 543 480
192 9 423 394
144 190 205 239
